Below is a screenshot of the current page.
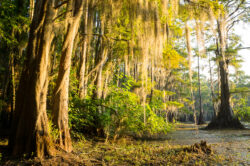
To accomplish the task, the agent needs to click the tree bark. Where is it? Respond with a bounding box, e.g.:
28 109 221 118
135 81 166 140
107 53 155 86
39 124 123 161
217 18 233 120
185 22 196 124
124 42 130 77
10 52 15 128
208 54 217 118
9 0 57 158
79 0 89 99
52 0 83 152
195 20 205 125
29 0 35 20
149 58 154 104
197 51 205 125
93 46 108 100
102 70 110 99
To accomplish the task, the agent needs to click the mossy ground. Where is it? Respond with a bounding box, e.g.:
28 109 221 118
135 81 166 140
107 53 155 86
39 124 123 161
0 137 225 166
73 138 225 166
1 122 249 165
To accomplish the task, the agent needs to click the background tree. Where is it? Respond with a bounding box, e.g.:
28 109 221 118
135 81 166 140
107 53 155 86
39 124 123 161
52 0 83 152
207 0 250 129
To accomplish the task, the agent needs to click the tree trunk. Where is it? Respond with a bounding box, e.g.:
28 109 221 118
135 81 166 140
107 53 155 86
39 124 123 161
29 0 35 20
93 46 108 99
207 17 243 129
185 22 196 124
133 58 137 81
195 20 205 125
208 54 217 118
52 0 83 152
149 58 154 104
79 0 89 99
9 0 57 158
102 70 110 99
197 52 205 125
10 52 15 128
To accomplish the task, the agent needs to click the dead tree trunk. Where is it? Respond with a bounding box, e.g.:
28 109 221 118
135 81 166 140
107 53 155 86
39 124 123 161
52 0 83 152
9 0 57 158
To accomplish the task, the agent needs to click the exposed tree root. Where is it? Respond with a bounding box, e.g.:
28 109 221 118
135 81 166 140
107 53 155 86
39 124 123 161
184 141 212 154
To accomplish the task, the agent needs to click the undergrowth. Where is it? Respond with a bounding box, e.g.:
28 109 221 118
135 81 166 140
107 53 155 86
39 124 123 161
73 138 224 166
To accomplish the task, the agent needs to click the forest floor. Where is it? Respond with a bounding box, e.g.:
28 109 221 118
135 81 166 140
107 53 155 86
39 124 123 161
0 122 249 165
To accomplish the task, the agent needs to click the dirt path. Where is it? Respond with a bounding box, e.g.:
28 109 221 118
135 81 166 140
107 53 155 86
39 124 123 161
164 123 250 165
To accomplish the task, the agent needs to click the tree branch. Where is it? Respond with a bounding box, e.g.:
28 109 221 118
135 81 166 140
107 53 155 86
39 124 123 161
227 8 246 23
227 0 246 20
226 19 240 32
54 0 68 9
230 90 250 94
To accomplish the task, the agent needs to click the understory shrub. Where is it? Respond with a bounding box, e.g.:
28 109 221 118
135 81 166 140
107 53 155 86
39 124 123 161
69 78 174 140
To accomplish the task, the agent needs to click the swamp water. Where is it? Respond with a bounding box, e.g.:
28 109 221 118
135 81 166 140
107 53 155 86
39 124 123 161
158 123 250 165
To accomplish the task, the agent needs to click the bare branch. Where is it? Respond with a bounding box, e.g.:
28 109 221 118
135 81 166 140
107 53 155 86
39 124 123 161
227 8 246 23
237 47 250 50
85 53 108 79
54 0 68 9
227 0 246 20
226 19 240 32
230 90 250 94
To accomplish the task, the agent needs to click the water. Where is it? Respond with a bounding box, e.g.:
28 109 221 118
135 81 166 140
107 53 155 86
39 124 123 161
164 123 250 165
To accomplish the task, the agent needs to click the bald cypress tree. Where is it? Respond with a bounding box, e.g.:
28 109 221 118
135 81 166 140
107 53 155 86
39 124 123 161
9 0 58 158
207 0 247 129
52 0 83 152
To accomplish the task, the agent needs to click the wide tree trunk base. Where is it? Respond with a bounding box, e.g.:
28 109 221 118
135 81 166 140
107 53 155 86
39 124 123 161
197 121 206 125
197 114 206 125
206 117 244 129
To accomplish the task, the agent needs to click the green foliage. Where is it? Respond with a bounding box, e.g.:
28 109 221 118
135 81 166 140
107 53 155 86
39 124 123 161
101 84 144 137
163 44 187 69
144 106 172 135
234 98 250 122
47 111 59 142
69 77 173 139
69 97 101 136
0 0 29 46
48 119 60 143
231 76 250 122
149 89 165 111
